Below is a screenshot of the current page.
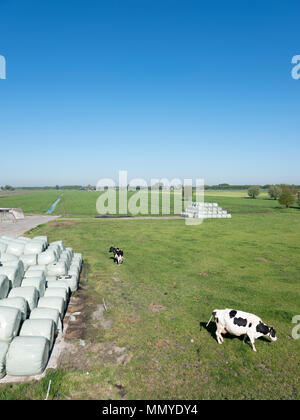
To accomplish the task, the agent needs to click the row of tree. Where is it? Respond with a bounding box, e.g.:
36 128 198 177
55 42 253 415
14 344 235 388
248 184 299 208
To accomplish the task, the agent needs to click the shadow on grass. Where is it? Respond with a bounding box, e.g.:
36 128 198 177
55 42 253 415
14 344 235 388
199 321 272 346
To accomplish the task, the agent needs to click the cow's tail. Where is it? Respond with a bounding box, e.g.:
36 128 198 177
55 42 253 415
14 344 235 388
206 310 217 328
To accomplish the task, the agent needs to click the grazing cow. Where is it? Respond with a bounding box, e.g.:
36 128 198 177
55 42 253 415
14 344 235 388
206 308 277 352
109 247 124 265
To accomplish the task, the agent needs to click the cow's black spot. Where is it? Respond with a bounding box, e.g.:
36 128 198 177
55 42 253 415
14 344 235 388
270 327 276 338
248 323 252 328
233 317 247 327
215 317 219 323
229 310 237 318
212 311 216 317
256 321 269 335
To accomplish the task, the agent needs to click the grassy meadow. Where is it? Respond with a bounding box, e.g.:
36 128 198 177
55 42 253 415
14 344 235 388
0 196 299 399
0 188 297 217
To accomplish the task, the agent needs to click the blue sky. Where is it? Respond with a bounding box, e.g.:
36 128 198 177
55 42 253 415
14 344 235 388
0 0 299 186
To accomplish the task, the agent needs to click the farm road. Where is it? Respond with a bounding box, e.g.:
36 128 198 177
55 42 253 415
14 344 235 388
0 215 60 238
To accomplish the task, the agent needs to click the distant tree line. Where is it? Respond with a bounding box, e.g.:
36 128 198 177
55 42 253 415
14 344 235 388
247 184 300 208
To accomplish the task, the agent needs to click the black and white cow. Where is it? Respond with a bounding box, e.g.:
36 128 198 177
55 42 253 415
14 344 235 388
206 308 277 352
109 247 124 265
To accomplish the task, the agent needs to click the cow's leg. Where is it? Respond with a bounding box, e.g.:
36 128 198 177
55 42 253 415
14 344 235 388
247 332 257 352
216 323 225 344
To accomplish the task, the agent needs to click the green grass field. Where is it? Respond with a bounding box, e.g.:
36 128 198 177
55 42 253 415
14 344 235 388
0 200 299 399
0 189 297 217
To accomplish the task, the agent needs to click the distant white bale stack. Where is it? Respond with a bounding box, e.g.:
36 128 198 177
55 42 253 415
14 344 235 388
181 202 232 219
0 297 28 321
0 307 22 343
6 336 50 376
0 275 10 299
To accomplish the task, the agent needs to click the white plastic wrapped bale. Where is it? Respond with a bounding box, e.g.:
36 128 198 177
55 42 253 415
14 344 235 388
30 307 62 333
8 286 39 312
47 244 61 259
0 342 9 379
0 266 22 287
6 241 25 257
27 264 46 273
0 243 7 254
0 297 28 321
21 277 46 297
38 249 57 266
19 254 37 271
23 241 44 256
0 253 18 264
19 319 55 349
24 270 46 283
49 240 65 252
44 288 68 311
47 261 67 277
0 307 22 343
33 236 48 248
72 253 82 264
69 263 80 275
38 296 65 320
66 247 73 258
59 273 79 292
0 274 11 299
2 260 25 281
47 279 70 299
6 336 50 376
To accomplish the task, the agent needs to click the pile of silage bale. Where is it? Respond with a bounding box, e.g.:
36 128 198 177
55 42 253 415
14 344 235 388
0 234 83 378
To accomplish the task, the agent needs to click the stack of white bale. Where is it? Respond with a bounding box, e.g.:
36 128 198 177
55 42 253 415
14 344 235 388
181 202 232 219
0 235 83 378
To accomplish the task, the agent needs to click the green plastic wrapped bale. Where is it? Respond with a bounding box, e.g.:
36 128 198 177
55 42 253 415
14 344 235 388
37 296 65 320
20 319 55 349
0 274 11 299
29 307 62 333
6 336 50 376
0 342 9 379
0 306 22 343
0 297 28 321
21 276 46 297
8 286 39 312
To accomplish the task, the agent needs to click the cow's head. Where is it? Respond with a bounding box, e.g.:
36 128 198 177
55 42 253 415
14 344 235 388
267 326 277 342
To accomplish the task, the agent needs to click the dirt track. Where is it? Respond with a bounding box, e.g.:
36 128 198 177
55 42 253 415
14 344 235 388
0 215 60 238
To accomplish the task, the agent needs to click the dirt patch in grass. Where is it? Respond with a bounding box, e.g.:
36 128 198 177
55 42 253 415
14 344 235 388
255 257 270 263
149 303 167 313
51 222 78 227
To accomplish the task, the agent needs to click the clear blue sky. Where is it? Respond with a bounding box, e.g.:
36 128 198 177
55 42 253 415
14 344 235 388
0 0 299 186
